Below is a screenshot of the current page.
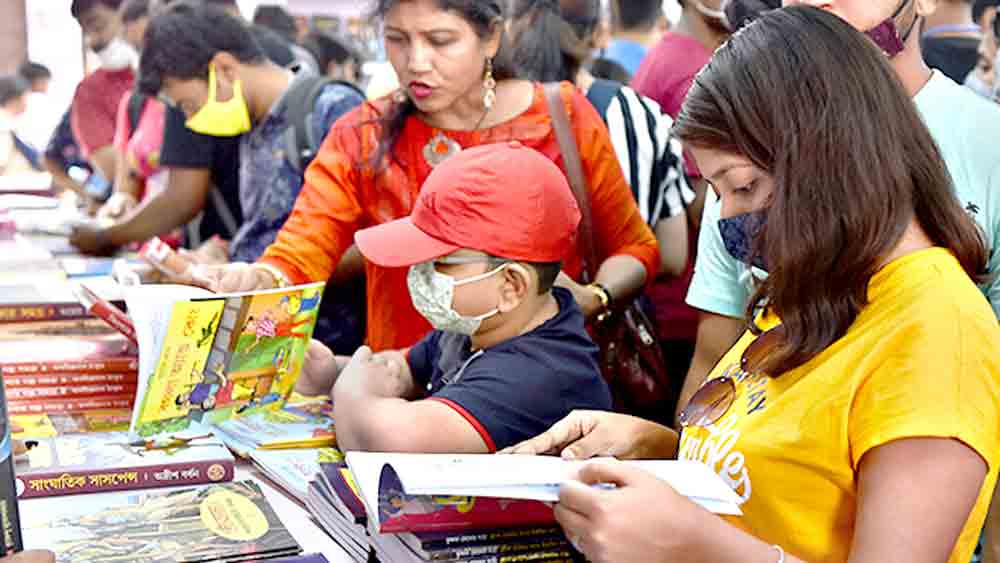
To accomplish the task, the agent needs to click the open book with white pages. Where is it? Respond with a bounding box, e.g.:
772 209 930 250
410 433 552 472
345 452 743 529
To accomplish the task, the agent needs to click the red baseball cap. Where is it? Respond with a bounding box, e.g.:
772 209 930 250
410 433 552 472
356 142 581 267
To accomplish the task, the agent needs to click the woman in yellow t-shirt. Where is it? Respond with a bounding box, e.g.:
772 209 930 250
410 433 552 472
506 6 1000 563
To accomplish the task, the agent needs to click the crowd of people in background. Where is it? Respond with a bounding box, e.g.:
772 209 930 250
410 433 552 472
2 0 1000 561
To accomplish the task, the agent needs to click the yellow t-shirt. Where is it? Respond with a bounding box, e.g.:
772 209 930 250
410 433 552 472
678 248 1000 562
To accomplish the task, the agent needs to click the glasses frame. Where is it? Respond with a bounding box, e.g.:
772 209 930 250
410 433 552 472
678 326 783 429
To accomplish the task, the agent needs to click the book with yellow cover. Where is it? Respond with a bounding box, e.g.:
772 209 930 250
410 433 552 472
125 283 325 437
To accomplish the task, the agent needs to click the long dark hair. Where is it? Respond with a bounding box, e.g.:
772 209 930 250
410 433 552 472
508 0 600 83
673 6 988 376
371 0 516 168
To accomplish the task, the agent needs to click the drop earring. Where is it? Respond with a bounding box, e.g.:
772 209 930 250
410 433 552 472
393 89 408 104
482 57 497 110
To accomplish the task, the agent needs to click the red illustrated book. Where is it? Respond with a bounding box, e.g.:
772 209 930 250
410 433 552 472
6 383 137 400
0 319 137 375
8 394 135 415
2 372 137 388
15 431 235 499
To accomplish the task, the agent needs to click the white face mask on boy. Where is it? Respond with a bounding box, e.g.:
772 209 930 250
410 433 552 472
407 261 508 336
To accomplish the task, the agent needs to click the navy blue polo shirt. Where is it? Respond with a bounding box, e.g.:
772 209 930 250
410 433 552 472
407 287 613 451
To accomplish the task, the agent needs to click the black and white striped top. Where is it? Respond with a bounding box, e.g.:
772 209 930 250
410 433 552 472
586 79 695 226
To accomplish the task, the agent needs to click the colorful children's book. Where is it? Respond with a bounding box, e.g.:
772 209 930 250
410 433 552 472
124 282 325 436
20 480 302 562
344 453 744 534
15 431 235 499
212 396 335 457
248 447 343 503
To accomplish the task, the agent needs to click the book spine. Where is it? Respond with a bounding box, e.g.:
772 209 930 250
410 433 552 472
459 551 577 563
8 394 135 415
427 539 570 561
0 300 128 324
423 528 564 550
16 457 236 499
0 358 138 375
2 372 138 388
6 383 137 400
0 303 90 324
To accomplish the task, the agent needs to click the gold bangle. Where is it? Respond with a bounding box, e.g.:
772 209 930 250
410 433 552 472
587 283 611 309
587 283 612 322
252 263 290 288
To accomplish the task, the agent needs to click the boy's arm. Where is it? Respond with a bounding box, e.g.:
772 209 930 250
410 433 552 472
332 347 490 454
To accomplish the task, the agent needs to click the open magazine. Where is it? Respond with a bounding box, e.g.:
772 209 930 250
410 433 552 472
123 282 325 437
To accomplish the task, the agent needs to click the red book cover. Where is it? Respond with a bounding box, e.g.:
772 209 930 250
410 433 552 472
0 319 137 375
2 372 137 388
375 465 556 534
6 383 137 400
8 394 134 415
15 431 235 499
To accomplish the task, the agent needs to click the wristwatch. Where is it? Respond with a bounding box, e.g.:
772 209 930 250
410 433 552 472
587 283 612 322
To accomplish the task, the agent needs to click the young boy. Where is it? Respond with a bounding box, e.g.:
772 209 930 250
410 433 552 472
328 142 613 453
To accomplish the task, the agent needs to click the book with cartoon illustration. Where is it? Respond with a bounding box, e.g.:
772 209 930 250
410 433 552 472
15 431 235 499
212 395 335 457
124 282 325 437
20 480 302 562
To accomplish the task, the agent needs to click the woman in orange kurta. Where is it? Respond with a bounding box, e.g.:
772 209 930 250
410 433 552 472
206 0 659 352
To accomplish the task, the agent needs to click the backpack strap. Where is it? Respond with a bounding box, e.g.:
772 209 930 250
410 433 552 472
126 90 146 135
283 75 365 174
585 78 625 120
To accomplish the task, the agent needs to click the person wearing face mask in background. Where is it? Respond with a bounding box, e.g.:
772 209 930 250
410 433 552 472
321 143 612 454
96 0 171 225
111 2 365 355
69 0 136 186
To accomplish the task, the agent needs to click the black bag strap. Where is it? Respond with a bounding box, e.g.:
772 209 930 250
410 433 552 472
126 90 146 135
544 83 598 284
584 78 624 119
283 75 365 173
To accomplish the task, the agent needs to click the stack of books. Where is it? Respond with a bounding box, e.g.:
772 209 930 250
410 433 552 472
306 452 745 563
0 317 138 415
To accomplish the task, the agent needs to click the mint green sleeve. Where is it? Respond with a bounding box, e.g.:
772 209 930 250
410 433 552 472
685 191 754 319
984 162 1000 320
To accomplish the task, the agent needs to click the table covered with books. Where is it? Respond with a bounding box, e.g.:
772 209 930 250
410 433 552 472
0 192 743 563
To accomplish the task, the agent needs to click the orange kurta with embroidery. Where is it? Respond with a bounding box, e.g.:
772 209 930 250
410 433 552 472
260 82 659 351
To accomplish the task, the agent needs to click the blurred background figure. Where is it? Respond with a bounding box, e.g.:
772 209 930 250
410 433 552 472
251 3 319 73
965 0 999 97
602 0 665 77
69 0 134 192
303 31 362 84
0 74 41 176
14 61 57 151
922 0 983 83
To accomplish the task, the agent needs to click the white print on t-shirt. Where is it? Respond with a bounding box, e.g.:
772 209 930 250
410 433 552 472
678 363 771 505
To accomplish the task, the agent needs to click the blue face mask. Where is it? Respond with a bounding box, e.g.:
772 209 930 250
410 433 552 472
718 210 768 271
